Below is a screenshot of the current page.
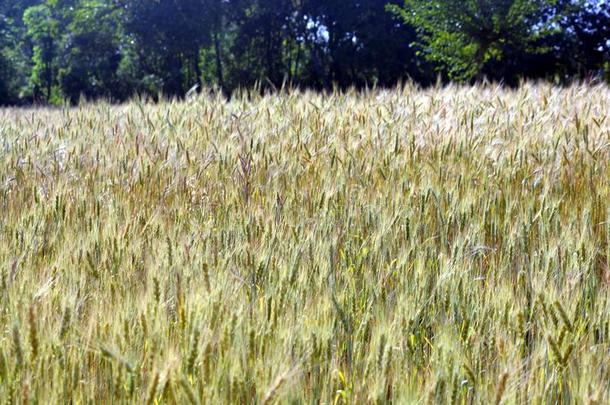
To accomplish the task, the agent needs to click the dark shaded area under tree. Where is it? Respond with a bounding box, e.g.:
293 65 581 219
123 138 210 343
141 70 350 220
0 0 609 106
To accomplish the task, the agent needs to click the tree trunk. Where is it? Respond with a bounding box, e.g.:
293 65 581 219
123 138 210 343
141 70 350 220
45 62 52 101
293 42 302 86
165 54 183 97
474 42 489 82
44 37 53 101
213 29 225 93
194 52 202 90
265 28 274 86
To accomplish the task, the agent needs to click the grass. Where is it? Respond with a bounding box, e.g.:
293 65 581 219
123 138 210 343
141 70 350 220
0 83 609 404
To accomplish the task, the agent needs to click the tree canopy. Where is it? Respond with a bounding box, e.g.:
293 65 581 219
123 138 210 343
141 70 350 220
0 0 608 105
388 0 565 81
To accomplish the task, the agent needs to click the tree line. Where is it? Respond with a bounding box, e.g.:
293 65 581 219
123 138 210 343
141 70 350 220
0 0 609 105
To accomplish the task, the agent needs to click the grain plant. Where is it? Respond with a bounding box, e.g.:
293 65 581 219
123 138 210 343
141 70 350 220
0 83 609 403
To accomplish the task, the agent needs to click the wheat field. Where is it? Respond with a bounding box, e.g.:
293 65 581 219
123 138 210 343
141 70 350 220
0 84 609 404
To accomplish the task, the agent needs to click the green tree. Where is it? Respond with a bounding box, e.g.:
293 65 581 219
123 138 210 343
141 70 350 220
559 0 610 79
0 9 15 104
57 0 125 102
298 0 425 88
23 3 60 102
227 0 302 89
119 0 211 97
388 0 561 81
1 0 609 105
1 0 39 104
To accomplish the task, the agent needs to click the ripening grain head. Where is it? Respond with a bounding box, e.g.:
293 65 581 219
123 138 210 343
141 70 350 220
0 83 609 403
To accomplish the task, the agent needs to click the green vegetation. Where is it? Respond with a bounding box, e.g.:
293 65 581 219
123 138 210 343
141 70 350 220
1 84 609 403
0 0 609 105
388 0 560 80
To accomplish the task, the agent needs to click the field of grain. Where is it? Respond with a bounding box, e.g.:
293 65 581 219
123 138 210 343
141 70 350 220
1 84 609 403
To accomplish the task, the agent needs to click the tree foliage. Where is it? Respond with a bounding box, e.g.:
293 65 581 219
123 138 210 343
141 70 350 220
23 3 60 101
0 0 608 105
388 0 566 81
